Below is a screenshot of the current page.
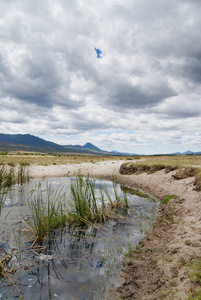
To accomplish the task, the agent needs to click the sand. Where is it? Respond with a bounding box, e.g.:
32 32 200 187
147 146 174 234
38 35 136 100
27 160 201 299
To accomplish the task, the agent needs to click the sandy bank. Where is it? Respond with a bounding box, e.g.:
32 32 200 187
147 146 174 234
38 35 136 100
27 161 201 299
27 160 123 180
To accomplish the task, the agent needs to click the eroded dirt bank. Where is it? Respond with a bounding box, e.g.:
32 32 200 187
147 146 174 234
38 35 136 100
108 167 201 300
27 161 201 299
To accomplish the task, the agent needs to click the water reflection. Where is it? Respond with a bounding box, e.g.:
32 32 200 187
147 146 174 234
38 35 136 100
0 177 159 300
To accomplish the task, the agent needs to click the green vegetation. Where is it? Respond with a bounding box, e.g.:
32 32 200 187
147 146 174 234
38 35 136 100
0 170 6 214
186 259 201 299
69 176 128 224
0 166 14 188
121 185 150 199
0 167 16 279
25 176 130 243
26 182 68 243
0 153 127 166
161 194 179 205
70 176 106 224
17 166 29 185
7 161 15 167
188 290 201 300
0 165 29 214
194 169 201 191
0 166 15 213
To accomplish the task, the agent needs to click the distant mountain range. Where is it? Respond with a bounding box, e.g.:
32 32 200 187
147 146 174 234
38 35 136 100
0 133 117 155
0 133 200 156
170 150 201 155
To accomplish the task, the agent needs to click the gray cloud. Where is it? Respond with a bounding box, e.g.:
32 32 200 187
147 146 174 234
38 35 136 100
0 0 201 153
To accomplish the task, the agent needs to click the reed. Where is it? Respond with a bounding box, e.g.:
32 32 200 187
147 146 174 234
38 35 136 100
112 181 123 212
70 176 103 224
17 166 29 185
0 186 6 214
0 165 29 188
101 182 114 208
0 166 14 188
0 166 15 214
25 176 131 242
70 176 129 225
26 182 68 243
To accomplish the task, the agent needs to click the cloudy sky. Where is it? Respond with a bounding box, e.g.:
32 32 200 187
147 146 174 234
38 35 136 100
0 0 201 154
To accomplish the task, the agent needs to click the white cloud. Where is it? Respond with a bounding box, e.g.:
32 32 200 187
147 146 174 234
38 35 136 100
0 0 201 153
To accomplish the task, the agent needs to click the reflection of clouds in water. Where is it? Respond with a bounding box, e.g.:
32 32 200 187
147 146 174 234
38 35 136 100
1 177 159 299
51 181 60 185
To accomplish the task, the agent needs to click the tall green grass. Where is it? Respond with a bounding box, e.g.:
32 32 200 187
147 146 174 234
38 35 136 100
17 166 29 185
0 165 29 214
112 181 128 211
25 176 130 242
0 180 6 214
0 166 14 214
0 167 15 279
70 176 129 224
70 176 107 224
26 182 68 243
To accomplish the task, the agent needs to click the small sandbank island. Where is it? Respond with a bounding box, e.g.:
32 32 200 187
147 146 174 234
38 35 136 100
1 154 201 299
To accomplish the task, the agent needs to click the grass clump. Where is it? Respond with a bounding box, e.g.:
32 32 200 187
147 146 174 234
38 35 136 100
161 194 179 205
194 169 201 191
113 181 128 210
69 176 129 225
0 166 14 188
26 182 68 243
120 185 150 199
0 166 16 213
17 166 29 185
69 176 110 224
0 165 29 189
25 176 130 242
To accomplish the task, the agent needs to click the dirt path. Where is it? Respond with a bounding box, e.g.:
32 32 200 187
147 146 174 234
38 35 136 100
27 161 201 299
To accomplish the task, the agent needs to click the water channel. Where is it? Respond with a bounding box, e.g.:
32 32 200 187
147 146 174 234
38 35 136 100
0 177 159 299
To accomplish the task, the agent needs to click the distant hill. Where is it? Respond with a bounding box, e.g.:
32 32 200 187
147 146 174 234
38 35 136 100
1 133 200 156
0 133 114 155
83 142 101 152
170 150 201 155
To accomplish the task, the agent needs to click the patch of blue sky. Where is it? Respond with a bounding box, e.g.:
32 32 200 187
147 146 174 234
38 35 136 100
95 48 102 58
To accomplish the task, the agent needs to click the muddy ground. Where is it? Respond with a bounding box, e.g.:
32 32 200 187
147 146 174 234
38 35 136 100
107 165 201 299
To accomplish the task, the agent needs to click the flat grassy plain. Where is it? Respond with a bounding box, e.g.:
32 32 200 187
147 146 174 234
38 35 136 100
0 153 125 166
125 154 201 167
1 152 201 167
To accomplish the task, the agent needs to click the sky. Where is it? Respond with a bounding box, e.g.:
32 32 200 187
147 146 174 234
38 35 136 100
0 0 201 154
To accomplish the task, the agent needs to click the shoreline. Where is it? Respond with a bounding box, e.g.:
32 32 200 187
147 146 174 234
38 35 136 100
22 161 201 298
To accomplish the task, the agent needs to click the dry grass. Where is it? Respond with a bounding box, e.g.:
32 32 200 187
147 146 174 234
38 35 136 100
0 153 126 166
125 155 201 168
1 153 201 168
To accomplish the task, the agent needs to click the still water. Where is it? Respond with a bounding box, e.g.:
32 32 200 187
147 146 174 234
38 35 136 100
0 177 159 300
